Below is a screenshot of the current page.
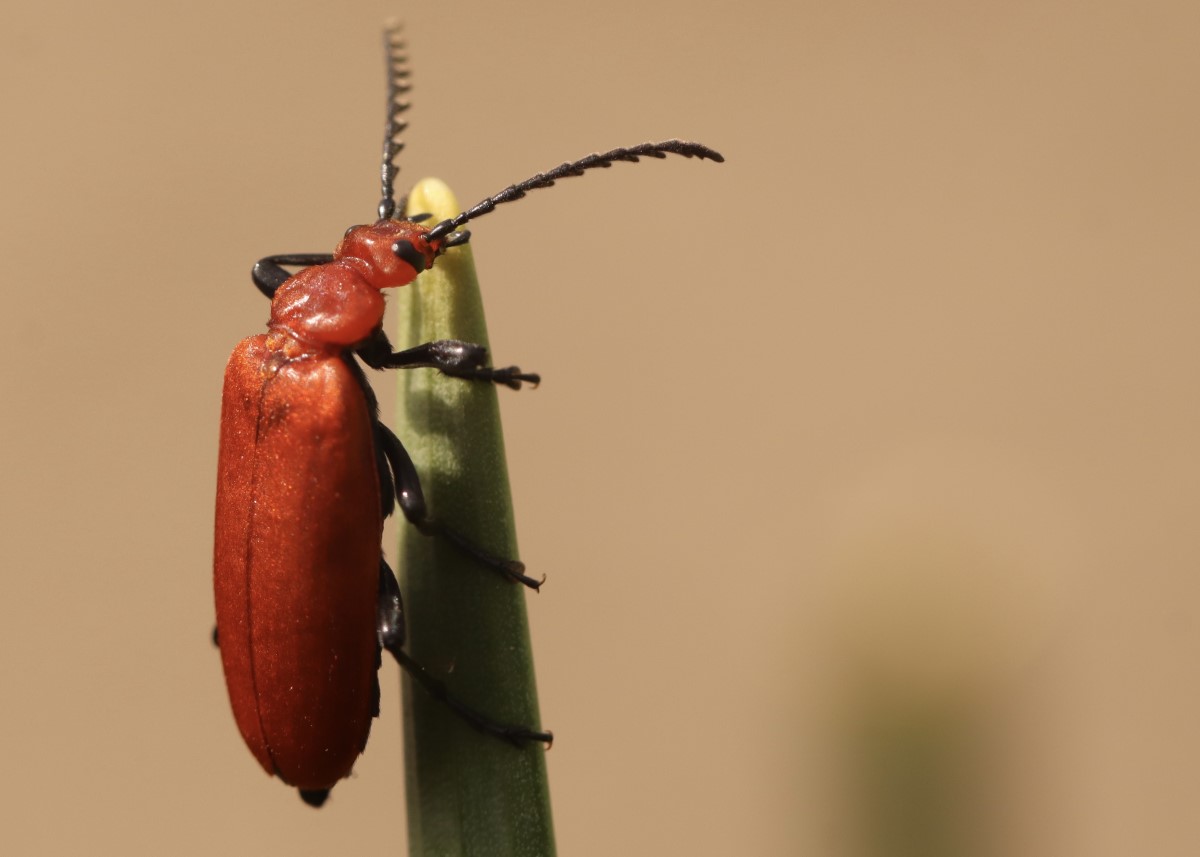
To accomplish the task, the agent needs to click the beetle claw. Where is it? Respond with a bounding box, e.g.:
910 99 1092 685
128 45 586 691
497 559 545 591
513 728 553 748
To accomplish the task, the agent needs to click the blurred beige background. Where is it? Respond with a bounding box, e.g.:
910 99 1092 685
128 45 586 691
2 0 1198 854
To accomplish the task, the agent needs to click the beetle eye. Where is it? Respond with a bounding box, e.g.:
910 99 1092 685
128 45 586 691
392 239 428 272
344 225 361 238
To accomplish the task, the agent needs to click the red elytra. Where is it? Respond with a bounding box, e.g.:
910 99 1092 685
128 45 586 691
213 221 437 791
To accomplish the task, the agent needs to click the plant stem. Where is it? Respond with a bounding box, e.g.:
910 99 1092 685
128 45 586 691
393 178 555 857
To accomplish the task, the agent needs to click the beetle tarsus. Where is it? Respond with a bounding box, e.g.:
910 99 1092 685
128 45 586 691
390 648 554 747
418 520 544 590
357 334 540 389
375 422 543 589
395 648 554 746
442 363 541 390
377 563 552 745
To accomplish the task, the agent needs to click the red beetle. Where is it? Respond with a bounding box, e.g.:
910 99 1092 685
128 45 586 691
213 24 723 807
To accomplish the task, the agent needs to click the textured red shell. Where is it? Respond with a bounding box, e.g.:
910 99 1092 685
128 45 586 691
213 330 383 790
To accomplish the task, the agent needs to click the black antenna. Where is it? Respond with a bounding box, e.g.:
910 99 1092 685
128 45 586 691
378 23 411 221
424 140 725 243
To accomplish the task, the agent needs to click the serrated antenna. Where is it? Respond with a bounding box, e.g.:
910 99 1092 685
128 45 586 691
378 23 411 220
424 140 725 243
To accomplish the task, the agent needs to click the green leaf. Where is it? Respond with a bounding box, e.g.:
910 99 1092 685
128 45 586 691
393 178 555 857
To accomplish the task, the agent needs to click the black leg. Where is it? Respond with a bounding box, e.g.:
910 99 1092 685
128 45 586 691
373 422 398 520
344 352 538 588
252 253 336 298
337 354 397 524
377 558 406 649
356 329 540 389
377 560 553 747
375 422 543 590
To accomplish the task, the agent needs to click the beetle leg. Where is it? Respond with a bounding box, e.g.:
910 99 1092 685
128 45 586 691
356 330 540 389
373 422 399 520
252 253 336 298
375 422 544 590
337 354 399 522
377 560 553 747
377 558 406 649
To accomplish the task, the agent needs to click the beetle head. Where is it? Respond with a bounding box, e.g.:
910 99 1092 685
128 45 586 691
335 219 444 289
